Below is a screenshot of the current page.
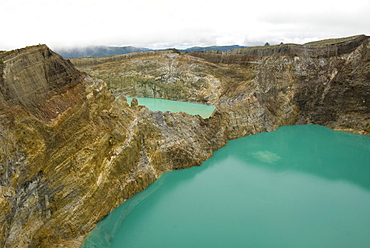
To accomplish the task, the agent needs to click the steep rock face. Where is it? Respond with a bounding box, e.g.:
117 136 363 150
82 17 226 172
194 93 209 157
207 35 370 137
0 45 84 123
75 35 369 137
293 40 370 133
227 35 368 58
0 46 224 247
71 51 226 105
0 35 369 247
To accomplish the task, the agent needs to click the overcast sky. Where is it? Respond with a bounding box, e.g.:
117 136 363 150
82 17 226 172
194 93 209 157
1 0 369 50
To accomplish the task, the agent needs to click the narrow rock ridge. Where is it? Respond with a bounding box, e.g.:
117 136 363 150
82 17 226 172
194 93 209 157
0 35 369 247
194 34 368 59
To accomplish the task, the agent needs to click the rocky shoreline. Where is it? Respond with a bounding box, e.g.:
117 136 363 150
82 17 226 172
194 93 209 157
0 35 369 247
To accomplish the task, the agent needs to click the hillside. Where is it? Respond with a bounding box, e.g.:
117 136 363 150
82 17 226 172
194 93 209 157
179 45 245 53
0 34 369 247
55 45 246 59
72 35 370 135
54 46 150 58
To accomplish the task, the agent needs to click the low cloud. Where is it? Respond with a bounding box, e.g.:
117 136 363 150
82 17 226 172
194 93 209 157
1 0 369 50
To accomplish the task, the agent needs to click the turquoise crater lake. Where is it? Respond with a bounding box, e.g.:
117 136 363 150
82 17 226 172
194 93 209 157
126 97 215 118
83 125 370 248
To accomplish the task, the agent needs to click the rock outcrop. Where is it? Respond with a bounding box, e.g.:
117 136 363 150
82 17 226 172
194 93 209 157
74 34 369 136
206 34 370 137
0 45 223 248
71 50 225 105
0 35 369 247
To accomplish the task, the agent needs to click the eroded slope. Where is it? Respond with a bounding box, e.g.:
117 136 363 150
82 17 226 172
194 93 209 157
0 46 221 247
0 35 369 247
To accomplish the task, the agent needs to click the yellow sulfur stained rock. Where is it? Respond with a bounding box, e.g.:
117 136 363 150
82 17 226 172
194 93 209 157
0 35 369 247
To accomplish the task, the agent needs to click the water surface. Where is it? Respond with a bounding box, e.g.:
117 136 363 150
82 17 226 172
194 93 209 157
126 97 215 118
83 125 370 248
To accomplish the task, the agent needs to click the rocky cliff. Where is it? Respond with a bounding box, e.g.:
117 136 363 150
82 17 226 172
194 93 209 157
0 35 369 247
0 45 223 247
71 50 224 105
74 34 369 136
204 35 370 138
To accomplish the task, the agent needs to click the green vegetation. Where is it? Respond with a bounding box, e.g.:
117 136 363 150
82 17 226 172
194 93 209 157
168 48 181 54
304 35 363 45
0 59 3 64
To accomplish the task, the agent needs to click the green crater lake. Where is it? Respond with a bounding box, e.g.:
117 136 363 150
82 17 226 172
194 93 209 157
126 97 215 118
83 125 370 248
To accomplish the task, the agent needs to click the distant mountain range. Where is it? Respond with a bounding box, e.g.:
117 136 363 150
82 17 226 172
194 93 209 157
179 45 245 53
54 46 151 59
55 45 246 59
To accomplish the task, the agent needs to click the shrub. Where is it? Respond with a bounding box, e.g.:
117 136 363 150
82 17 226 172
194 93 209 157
169 48 181 54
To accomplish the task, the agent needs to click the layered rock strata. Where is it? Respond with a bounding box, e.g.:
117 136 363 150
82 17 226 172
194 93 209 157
0 45 222 247
74 35 369 136
71 50 227 105
0 35 369 247
207 35 370 137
